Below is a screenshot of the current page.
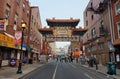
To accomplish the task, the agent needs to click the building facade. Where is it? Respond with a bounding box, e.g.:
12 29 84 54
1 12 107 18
83 0 114 65
0 0 30 67
0 0 43 67
29 6 42 62
111 0 120 68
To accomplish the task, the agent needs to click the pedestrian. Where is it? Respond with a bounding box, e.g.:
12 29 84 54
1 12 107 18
89 58 93 67
56 56 59 62
94 58 98 70
86 57 89 65
92 57 98 70
23 57 27 65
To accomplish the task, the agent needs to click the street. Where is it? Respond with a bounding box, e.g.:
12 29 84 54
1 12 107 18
20 61 113 79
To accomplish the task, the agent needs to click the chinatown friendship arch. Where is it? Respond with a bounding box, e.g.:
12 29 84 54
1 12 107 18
38 18 87 57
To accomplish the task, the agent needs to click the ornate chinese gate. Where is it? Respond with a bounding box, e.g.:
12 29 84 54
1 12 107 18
39 18 87 56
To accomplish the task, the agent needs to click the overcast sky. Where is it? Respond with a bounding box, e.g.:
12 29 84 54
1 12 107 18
29 0 89 48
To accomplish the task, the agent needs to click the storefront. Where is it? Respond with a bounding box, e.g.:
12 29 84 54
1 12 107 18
31 48 39 62
0 33 16 67
114 45 120 69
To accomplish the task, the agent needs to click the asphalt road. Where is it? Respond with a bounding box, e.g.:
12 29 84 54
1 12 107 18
20 61 113 79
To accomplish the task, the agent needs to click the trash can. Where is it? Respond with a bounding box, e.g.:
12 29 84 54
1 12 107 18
106 62 116 75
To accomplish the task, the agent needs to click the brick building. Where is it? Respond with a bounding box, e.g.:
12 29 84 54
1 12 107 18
0 0 42 66
83 0 114 65
0 0 42 67
111 0 120 68
0 0 30 67
29 6 42 62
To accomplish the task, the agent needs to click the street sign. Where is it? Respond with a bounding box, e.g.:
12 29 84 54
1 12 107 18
0 20 4 30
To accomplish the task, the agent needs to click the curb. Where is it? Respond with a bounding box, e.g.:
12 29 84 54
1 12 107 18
96 70 117 79
18 64 45 79
81 65 117 79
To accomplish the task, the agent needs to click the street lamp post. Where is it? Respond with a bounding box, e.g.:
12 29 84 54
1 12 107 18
17 22 27 74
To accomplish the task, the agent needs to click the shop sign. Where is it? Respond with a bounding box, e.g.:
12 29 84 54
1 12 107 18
0 33 15 48
15 43 26 50
22 43 26 50
58 30 67 34
0 20 4 30
0 34 14 43
8 43 15 48
2 60 8 66
15 44 21 49
53 27 72 37
2 41 7 46
9 59 16 66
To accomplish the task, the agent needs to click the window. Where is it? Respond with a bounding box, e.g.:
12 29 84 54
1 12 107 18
86 33 89 40
22 3 25 11
13 14 18 30
91 15 94 20
86 20 88 26
5 4 10 18
79 36 82 40
117 22 120 38
100 20 104 28
91 2 93 7
99 20 105 34
98 43 104 50
27 10 29 17
107 40 112 49
91 28 96 36
115 1 120 15
86 48 90 53
14 14 18 25
91 45 96 52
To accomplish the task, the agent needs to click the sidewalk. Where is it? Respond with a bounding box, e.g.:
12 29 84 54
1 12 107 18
0 62 44 79
81 64 120 79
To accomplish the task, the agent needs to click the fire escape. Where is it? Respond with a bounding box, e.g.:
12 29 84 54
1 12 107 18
87 0 110 37
87 0 109 14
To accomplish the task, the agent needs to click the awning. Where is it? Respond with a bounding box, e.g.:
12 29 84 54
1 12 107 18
4 32 14 39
